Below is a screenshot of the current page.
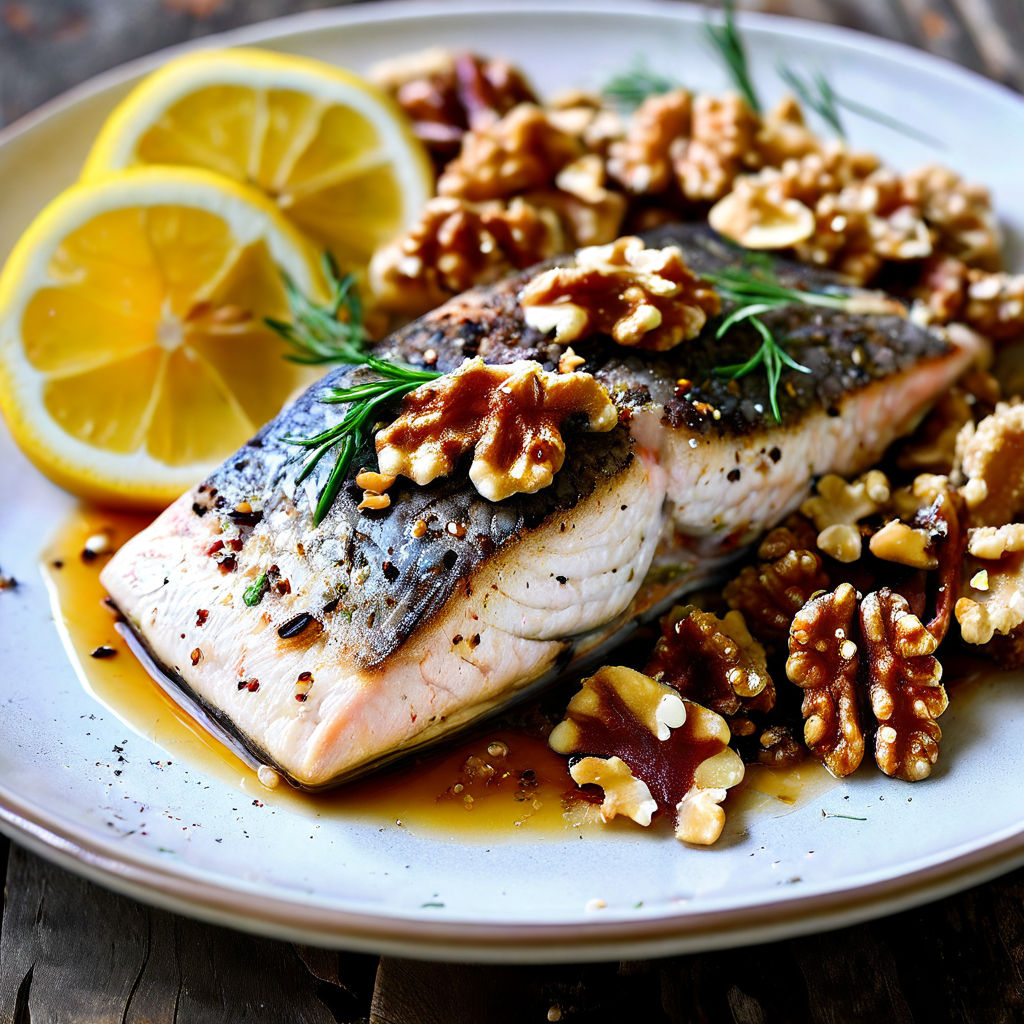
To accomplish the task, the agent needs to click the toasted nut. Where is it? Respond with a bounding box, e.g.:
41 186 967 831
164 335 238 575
520 236 720 350
376 357 616 501
801 470 891 561
861 589 947 781
724 546 831 644
550 665 744 846
355 470 397 493
607 89 692 195
787 583 865 778
645 605 774 716
868 520 939 569
438 103 582 202
358 493 391 511
709 180 815 250
957 402 1024 527
967 523 1024 559
569 755 658 826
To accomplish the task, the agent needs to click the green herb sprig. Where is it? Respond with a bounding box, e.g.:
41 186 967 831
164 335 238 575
266 252 370 365
284 358 442 526
267 256 442 525
703 0 761 113
602 58 682 109
702 266 855 420
777 62 943 147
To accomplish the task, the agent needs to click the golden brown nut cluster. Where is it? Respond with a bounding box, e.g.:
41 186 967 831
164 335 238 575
370 49 538 165
519 236 720 350
374 357 617 502
438 103 582 202
368 196 566 315
644 605 774 717
956 401 1024 527
724 546 830 644
800 470 891 563
607 89 692 195
549 665 745 845
860 589 948 781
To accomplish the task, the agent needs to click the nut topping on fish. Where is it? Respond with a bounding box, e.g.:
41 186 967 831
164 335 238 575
101 225 985 787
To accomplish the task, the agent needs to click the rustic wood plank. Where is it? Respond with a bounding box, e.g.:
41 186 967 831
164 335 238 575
0 844 376 1024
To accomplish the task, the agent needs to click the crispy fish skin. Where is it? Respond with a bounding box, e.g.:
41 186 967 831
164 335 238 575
101 227 984 787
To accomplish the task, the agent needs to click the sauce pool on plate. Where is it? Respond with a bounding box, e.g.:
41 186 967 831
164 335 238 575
40 505 835 841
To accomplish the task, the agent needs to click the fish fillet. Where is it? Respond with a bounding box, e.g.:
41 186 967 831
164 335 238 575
101 226 984 787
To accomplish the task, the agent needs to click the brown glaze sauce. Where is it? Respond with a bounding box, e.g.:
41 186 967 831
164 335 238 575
41 505 835 841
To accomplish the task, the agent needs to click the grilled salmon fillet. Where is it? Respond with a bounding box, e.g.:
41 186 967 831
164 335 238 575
101 226 985 787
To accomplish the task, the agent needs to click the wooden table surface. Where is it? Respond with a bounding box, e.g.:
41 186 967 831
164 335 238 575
2 2 1023 1021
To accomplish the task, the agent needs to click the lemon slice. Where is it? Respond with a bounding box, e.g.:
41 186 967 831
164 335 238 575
0 166 325 507
82 48 433 272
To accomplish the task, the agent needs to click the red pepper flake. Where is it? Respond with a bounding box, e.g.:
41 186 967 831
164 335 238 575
297 671 313 683
246 679 260 693
227 538 243 552
196 609 209 627
452 634 464 645
190 648 202 666
218 555 237 574
295 693 308 702
275 579 291 596
205 540 224 556
90 646 117 659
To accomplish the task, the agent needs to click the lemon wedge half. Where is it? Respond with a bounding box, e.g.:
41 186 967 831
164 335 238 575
82 47 433 273
0 166 324 507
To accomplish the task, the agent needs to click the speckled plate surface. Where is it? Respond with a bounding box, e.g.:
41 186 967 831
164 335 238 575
1 0 1024 963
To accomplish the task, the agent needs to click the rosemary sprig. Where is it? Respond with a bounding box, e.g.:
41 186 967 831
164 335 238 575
266 252 370 365
703 0 761 113
602 58 681 109
777 61 943 148
701 265 854 421
284 357 442 526
777 63 845 137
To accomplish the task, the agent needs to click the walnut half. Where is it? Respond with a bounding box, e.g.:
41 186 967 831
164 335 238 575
786 583 865 778
861 589 947 782
550 666 745 846
520 236 721 350
375 357 617 502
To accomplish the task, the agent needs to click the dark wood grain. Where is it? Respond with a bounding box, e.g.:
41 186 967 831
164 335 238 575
1 1 1023 1021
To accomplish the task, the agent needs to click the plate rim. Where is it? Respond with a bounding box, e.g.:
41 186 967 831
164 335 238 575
2 0 1024 962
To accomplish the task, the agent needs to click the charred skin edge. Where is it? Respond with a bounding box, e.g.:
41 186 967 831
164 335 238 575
383 223 953 436
200 414 635 669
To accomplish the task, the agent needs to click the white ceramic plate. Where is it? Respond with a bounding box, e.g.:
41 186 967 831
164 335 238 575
2 0 1024 963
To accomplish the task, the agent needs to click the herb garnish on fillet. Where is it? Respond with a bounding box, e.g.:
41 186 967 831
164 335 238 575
266 258 443 526
702 265 855 421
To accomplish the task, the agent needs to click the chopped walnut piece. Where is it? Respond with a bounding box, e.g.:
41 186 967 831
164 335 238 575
755 96 821 167
868 520 938 569
438 103 582 202
673 92 761 202
520 236 720 350
607 89 692 195
757 724 806 768
708 177 815 250
967 523 1024 559
370 49 538 163
545 90 626 155
955 554 1024 645
956 402 1024 527
801 470 891 563
964 270 1024 343
724 548 830 645
756 517 820 561
375 357 617 501
861 589 947 782
901 164 1002 271
550 665 745 845
787 583 865 778
568 755 657 826
644 605 774 717
369 196 565 315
